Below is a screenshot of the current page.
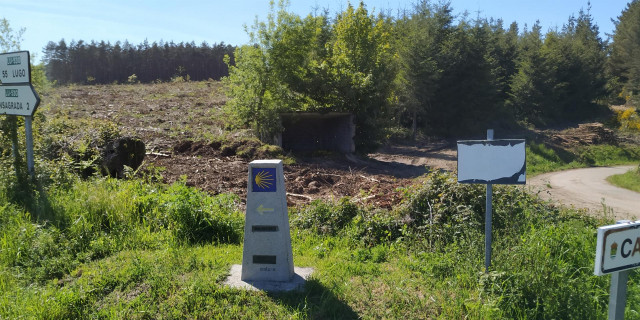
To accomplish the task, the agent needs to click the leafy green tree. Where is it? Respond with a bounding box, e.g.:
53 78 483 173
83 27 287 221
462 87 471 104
609 0 640 106
0 17 24 53
393 1 448 138
554 8 608 118
326 3 395 148
224 2 327 141
224 1 395 150
509 8 607 126
224 44 285 141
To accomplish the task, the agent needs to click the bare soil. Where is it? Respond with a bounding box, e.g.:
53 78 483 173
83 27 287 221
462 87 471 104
41 82 638 213
41 82 457 208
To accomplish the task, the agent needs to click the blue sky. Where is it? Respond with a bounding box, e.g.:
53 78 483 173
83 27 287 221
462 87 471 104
0 0 632 63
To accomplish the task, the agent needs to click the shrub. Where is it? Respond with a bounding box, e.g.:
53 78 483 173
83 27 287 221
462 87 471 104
292 197 360 236
397 171 485 248
38 116 121 177
616 108 640 132
127 74 139 84
577 144 640 166
156 181 243 244
347 208 403 247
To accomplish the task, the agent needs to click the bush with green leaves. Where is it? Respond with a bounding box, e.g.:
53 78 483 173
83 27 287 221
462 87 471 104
291 197 360 236
346 208 403 247
397 171 485 248
38 115 121 177
288 170 617 318
292 197 404 247
224 2 394 150
153 181 243 244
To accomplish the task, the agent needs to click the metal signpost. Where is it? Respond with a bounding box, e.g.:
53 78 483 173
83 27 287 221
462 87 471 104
457 129 526 272
595 220 640 319
0 51 40 177
0 85 40 116
0 51 30 83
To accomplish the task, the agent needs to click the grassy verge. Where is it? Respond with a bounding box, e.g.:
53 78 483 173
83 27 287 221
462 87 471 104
607 167 640 193
527 143 640 176
2 170 637 318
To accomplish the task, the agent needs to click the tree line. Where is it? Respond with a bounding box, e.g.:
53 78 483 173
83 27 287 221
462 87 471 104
32 0 640 148
224 0 640 149
609 0 640 107
42 39 235 84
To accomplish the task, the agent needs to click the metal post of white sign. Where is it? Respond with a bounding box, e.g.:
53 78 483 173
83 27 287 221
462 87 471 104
485 129 494 273
609 220 632 320
11 129 19 178
609 270 629 320
24 116 35 178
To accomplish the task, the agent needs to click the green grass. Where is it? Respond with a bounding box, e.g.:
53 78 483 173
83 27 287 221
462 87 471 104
2 168 639 319
527 142 640 176
607 167 640 193
4 102 640 318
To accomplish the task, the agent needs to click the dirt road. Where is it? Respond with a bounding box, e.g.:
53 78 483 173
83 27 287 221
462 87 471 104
529 165 640 220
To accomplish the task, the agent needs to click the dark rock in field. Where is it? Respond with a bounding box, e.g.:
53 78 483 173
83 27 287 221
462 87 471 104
174 140 192 153
209 140 221 150
101 136 146 178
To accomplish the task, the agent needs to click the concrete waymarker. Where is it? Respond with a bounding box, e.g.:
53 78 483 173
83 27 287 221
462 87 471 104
225 160 313 291
242 160 294 281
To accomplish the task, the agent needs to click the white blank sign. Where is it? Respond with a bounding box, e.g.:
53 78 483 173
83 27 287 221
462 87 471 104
457 139 526 184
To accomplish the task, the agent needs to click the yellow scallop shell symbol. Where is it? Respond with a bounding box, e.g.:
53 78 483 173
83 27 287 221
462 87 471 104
254 170 274 189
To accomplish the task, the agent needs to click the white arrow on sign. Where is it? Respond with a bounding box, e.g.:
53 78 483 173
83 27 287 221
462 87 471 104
0 51 31 84
0 84 40 117
257 204 275 215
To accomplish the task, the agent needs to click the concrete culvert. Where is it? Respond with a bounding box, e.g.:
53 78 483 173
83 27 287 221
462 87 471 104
278 112 355 153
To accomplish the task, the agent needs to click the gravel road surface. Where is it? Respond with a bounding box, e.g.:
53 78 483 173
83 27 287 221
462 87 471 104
528 165 639 220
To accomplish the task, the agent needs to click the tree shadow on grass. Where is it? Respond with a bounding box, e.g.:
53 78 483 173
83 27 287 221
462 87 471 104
267 278 360 319
2 169 56 224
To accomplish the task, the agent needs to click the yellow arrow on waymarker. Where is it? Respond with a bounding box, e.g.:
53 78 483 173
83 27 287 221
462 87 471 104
257 204 275 215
